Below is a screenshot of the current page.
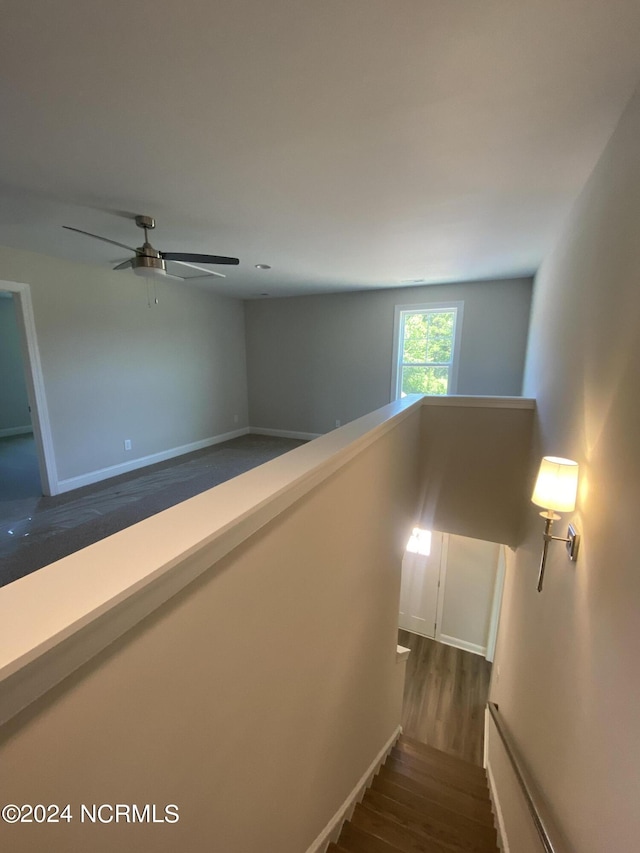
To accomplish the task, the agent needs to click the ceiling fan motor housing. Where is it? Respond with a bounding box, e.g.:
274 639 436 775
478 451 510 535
135 214 156 230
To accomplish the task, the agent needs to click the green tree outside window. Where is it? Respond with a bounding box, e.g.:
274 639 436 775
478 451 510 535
397 308 458 397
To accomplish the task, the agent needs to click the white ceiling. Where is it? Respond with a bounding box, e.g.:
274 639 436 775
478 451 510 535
1 0 639 299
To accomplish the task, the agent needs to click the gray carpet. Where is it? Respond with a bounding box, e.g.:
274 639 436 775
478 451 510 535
0 434 306 588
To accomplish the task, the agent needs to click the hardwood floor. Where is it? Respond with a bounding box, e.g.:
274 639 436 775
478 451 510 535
398 630 492 767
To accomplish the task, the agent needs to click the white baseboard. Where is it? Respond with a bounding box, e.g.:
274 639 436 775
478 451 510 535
55 427 251 494
438 633 487 657
304 725 401 853
250 426 321 441
486 759 509 853
0 425 32 438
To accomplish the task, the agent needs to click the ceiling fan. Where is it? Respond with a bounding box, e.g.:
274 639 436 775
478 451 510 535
63 215 239 280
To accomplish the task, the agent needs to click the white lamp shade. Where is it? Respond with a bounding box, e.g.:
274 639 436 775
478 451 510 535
531 456 579 513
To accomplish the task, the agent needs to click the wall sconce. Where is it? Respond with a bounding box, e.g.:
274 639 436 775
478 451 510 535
531 456 580 592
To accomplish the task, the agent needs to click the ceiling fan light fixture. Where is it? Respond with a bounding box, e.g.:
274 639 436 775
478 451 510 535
131 255 167 278
63 216 238 282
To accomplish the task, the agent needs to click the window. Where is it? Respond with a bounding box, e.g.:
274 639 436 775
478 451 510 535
392 301 463 399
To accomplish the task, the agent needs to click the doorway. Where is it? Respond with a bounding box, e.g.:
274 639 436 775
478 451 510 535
0 292 41 500
398 528 446 638
0 281 57 497
399 528 506 658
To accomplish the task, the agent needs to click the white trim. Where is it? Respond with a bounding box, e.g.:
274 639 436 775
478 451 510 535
0 280 58 495
420 395 535 409
56 427 251 493
391 300 464 401
0 425 33 438
249 399 534 444
486 758 510 853
486 545 506 663
434 532 449 641
396 644 411 662
484 706 490 769
438 633 487 656
250 427 321 441
304 725 401 853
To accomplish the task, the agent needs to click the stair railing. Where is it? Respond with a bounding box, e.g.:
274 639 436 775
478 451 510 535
487 702 557 853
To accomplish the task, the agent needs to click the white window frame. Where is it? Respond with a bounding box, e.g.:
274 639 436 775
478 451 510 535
391 301 464 401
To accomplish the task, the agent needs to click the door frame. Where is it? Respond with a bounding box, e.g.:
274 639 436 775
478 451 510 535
434 533 448 642
1 279 58 495
485 544 506 662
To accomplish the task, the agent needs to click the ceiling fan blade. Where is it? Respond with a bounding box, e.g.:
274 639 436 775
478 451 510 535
113 259 133 271
169 260 226 279
63 226 136 253
161 252 239 265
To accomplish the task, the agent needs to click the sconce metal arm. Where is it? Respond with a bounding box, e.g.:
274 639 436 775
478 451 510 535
537 515 555 592
537 514 580 592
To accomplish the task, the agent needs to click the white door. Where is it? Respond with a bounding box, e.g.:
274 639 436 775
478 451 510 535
398 530 445 638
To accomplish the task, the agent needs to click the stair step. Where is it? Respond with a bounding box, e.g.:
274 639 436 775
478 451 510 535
362 789 498 853
352 802 462 853
384 759 489 805
375 768 494 826
339 821 407 853
334 735 498 852
371 777 496 840
380 762 493 817
388 750 489 798
391 745 487 784
396 738 485 776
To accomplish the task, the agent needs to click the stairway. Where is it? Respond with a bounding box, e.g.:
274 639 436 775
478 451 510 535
328 735 499 853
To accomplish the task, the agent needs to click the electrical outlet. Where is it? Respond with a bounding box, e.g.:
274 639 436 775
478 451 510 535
124 439 132 451
335 419 341 428
234 414 239 424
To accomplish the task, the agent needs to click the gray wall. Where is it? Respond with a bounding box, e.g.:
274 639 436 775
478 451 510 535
0 252 531 485
0 247 248 482
245 277 532 434
0 295 31 432
490 88 640 851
